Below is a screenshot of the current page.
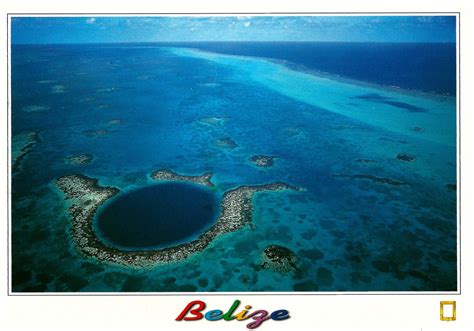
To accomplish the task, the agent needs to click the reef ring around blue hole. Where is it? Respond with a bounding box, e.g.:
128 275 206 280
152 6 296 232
94 182 220 251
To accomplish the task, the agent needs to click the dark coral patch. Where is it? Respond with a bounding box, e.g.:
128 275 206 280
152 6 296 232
298 248 324 261
293 280 319 291
316 267 334 286
213 137 238 149
334 173 407 186
178 284 198 292
82 129 109 137
354 158 376 164
121 276 147 292
81 262 104 274
301 229 318 240
59 274 90 291
198 278 209 288
396 153 416 162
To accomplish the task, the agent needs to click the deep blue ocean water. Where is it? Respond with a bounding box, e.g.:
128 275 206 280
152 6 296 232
11 42 457 292
95 183 219 250
133 42 456 95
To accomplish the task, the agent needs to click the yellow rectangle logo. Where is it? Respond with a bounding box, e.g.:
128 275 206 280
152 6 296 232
440 301 456 321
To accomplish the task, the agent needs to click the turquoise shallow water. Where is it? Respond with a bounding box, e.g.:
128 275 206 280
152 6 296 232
11 44 457 292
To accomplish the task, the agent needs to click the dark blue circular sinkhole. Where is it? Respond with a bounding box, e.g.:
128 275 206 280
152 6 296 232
95 183 219 250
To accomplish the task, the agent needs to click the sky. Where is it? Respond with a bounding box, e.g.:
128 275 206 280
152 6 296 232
11 16 456 44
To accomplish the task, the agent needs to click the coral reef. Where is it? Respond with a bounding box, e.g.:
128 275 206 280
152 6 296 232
333 173 407 186
82 129 109 137
213 137 238 149
64 154 94 166
249 155 276 167
261 245 299 273
396 153 416 162
150 169 214 188
55 171 301 267
12 130 40 170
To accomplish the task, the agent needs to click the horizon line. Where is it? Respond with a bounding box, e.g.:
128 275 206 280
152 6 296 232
11 40 457 46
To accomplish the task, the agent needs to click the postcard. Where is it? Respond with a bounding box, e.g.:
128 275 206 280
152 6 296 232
2 6 473 331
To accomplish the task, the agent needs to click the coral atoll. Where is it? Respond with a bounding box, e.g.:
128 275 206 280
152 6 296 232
56 171 300 267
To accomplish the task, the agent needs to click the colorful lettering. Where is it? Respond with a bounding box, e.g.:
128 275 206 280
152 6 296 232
175 300 206 321
175 300 290 329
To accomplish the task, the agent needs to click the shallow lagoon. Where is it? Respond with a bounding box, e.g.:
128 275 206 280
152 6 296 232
11 43 457 292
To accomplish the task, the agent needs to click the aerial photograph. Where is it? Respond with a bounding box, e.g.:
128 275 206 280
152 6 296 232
10 15 457 292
